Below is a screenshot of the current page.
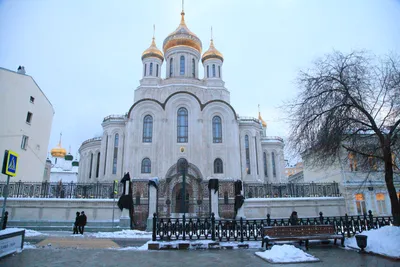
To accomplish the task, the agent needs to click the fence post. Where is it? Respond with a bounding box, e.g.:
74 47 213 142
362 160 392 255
240 217 244 243
211 212 215 241
266 214 271 226
152 213 156 241
345 213 351 238
182 214 186 241
368 210 374 229
319 212 324 224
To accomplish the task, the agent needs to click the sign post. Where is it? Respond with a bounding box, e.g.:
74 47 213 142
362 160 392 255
1 150 19 228
112 180 118 230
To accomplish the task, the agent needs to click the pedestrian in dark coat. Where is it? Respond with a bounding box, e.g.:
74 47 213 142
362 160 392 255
290 211 298 225
73 211 80 234
2 211 8 230
78 211 87 234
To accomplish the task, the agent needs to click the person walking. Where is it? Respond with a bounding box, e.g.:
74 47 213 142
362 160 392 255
78 211 87 234
290 211 299 225
73 211 80 234
1 211 8 230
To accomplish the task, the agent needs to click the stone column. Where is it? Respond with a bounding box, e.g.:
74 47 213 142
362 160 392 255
208 179 220 219
146 178 159 231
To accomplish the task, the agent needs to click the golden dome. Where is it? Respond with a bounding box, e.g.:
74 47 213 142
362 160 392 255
202 39 223 63
258 112 267 128
50 133 67 158
142 37 164 62
163 11 202 54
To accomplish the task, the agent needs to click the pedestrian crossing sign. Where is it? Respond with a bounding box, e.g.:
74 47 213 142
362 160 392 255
2 150 19 177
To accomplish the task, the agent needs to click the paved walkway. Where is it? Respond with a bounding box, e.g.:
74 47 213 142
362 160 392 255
0 233 398 267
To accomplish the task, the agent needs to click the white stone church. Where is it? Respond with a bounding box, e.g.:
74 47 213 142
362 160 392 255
78 10 286 218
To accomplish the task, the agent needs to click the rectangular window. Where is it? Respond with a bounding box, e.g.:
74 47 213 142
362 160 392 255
21 135 29 150
376 193 387 214
26 112 33 124
30 96 35 103
355 193 367 215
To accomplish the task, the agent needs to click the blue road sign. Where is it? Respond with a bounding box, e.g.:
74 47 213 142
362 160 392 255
2 150 19 176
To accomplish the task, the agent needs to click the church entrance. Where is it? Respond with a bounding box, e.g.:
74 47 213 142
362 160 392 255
173 182 192 213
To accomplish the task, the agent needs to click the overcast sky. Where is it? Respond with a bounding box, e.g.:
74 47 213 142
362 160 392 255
1 0 399 161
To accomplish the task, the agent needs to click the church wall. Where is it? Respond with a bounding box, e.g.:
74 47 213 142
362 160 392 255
261 142 286 183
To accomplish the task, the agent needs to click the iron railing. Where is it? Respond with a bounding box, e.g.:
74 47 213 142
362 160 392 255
0 181 341 199
152 210 393 242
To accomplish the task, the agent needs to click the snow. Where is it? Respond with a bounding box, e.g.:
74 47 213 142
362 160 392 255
345 226 400 259
0 228 25 235
89 229 152 239
25 229 47 237
23 242 36 250
255 244 320 263
0 228 47 237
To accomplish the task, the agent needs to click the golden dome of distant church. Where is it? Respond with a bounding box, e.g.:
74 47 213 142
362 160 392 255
163 10 202 54
50 133 67 158
202 38 223 63
142 37 164 61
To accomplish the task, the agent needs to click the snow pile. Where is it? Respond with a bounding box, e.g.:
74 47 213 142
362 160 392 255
0 228 45 237
23 242 36 250
24 229 47 237
345 226 400 258
90 229 152 239
115 241 149 251
255 244 319 263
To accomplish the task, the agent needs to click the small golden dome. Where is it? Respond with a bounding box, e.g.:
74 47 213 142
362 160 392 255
142 37 164 62
50 133 67 158
258 112 267 128
202 39 223 63
163 11 202 54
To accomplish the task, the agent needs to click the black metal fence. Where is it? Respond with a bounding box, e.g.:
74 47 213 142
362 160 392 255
0 181 341 199
152 210 393 242
244 182 341 198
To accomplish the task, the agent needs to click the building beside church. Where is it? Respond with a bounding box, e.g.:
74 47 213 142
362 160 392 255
78 10 286 218
0 66 54 182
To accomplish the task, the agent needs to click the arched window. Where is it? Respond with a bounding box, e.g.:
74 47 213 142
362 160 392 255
192 58 195 77
224 191 229 204
218 66 221 78
207 65 210 78
149 63 153 76
263 152 268 177
212 64 216 77
141 158 151 173
169 58 173 77
245 135 250 174
272 152 276 177
112 133 119 174
156 64 159 77
212 116 222 143
96 152 100 178
135 192 141 205
144 64 147 76
89 153 93 178
180 55 185 75
177 107 188 143
143 115 153 142
214 158 223 173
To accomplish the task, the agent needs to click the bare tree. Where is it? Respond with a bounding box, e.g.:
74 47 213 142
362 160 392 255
287 51 400 225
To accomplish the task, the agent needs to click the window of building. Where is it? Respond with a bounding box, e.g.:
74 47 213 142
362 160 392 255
272 152 276 177
141 158 151 173
30 96 35 103
376 193 387 214
245 135 250 174
192 58 195 77
144 64 147 76
26 112 33 124
169 58 173 77
263 152 268 177
150 63 153 76
224 191 229 204
218 66 221 78
355 193 367 215
96 152 100 178
212 64 216 77
214 158 223 173
104 135 108 175
135 192 141 205
89 153 93 178
368 156 377 171
212 116 222 143
21 135 29 150
177 107 188 143
349 152 358 171
156 64 159 77
180 55 185 75
143 115 153 143
207 65 209 78
112 134 119 174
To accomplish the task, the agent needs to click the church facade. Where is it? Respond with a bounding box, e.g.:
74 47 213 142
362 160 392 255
78 10 286 219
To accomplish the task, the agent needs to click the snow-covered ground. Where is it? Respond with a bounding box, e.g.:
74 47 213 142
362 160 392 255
345 226 400 259
255 244 320 263
89 229 152 239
